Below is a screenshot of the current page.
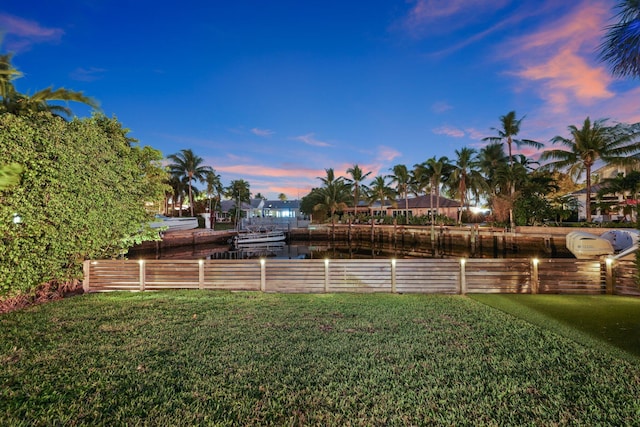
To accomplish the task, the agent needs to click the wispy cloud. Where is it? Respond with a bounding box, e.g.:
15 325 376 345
250 128 274 137
291 133 332 147
69 67 106 82
0 13 64 51
376 146 401 163
396 0 511 39
431 101 452 113
433 125 465 138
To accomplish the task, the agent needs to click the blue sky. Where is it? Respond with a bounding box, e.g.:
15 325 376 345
2 0 638 199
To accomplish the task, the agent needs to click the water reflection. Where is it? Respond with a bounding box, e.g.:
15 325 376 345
128 237 568 260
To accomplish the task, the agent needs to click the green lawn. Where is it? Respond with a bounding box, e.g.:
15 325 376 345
470 294 640 362
2 291 640 426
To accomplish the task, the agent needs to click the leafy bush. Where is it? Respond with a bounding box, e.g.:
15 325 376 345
0 113 166 296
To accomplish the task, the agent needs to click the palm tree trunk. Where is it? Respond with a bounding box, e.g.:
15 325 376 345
586 165 592 222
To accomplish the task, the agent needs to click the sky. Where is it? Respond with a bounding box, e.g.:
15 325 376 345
1 0 639 200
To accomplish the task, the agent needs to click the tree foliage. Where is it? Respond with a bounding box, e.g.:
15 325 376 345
0 112 166 296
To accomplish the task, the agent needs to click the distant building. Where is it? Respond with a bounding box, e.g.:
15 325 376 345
570 164 637 222
386 195 461 221
219 198 306 229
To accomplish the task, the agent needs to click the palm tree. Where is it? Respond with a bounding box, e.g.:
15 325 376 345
313 168 351 236
368 176 397 217
389 164 412 223
225 179 251 229
345 164 372 217
541 117 640 222
165 174 186 216
167 149 213 217
447 148 486 224
0 53 99 118
205 170 223 229
598 0 640 78
483 111 542 168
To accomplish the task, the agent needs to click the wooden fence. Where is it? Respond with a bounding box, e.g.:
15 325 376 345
83 258 638 296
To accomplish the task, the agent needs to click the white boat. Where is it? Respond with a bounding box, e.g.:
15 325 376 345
566 229 639 259
234 229 286 246
150 215 199 232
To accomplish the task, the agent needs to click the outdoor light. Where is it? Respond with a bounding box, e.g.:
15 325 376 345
12 213 21 224
391 258 396 267
199 259 204 266
260 258 265 266
324 258 330 267
605 257 613 266
532 258 539 266
460 258 466 266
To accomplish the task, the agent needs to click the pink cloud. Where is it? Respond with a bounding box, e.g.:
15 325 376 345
433 126 465 138
376 146 401 163
216 164 320 180
506 1 614 112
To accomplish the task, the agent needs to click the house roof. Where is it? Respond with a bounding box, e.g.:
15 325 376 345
262 199 300 209
395 195 461 209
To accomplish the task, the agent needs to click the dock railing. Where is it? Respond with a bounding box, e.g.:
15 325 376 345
83 258 639 296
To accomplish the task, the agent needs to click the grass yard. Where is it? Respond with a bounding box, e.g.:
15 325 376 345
2 291 640 426
470 294 640 362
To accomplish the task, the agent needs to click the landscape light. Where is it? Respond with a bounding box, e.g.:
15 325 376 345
605 257 613 266
460 258 466 266
391 258 396 267
260 258 265 266
532 258 539 266
12 213 21 224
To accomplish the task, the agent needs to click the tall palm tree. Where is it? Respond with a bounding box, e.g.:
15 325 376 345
205 170 223 229
167 149 213 217
225 179 251 229
165 174 186 216
368 176 397 216
483 111 542 167
598 0 640 78
389 164 412 223
0 53 99 118
447 148 486 224
313 168 350 236
345 164 372 217
541 117 640 222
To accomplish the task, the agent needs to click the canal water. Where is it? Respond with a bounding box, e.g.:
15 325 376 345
128 237 571 260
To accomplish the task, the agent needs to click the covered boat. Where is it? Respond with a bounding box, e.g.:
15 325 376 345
566 229 639 259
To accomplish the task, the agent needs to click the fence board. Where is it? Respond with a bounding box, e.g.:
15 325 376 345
395 259 458 293
615 259 640 296
465 259 530 293
537 259 603 294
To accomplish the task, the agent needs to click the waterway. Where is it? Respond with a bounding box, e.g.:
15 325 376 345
128 237 572 260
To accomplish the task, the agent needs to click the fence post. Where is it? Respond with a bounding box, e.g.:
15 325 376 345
459 258 466 295
260 259 266 292
198 260 204 290
324 259 330 293
531 258 539 294
83 260 91 293
391 259 397 293
139 260 145 291
605 258 614 295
